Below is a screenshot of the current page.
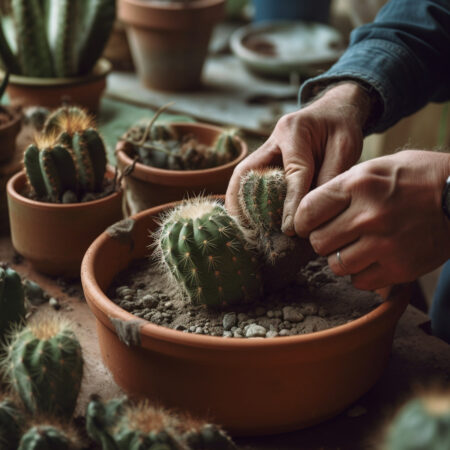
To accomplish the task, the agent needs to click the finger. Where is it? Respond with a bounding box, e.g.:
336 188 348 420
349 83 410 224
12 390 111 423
316 131 362 186
309 205 361 255
225 140 281 217
328 237 377 277
281 142 315 236
351 263 391 291
295 175 351 237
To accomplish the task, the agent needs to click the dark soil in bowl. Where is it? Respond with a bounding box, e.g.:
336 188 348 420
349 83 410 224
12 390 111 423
108 257 382 338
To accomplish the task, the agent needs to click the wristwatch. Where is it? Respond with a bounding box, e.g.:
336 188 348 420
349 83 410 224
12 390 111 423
442 176 450 219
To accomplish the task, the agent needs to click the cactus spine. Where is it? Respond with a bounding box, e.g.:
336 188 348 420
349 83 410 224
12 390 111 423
156 198 262 307
24 106 107 201
0 395 24 450
0 267 26 341
385 394 450 450
2 315 83 419
0 0 115 77
18 423 80 450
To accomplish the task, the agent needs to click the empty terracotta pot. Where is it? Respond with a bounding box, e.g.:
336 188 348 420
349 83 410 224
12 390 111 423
81 200 410 436
3 59 112 114
116 122 248 214
118 0 225 90
7 168 123 277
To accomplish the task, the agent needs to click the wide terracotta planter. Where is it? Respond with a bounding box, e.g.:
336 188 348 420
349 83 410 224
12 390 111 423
119 0 225 90
7 168 123 277
116 122 248 214
2 59 112 114
81 200 410 436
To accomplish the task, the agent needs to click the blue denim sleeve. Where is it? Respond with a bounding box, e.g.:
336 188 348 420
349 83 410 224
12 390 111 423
299 0 450 134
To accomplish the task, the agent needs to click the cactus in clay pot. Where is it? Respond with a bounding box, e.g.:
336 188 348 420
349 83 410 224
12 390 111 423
0 394 24 450
23 106 108 202
18 421 81 450
0 266 26 341
156 198 262 307
385 393 450 450
0 0 115 77
1 314 84 419
122 106 241 171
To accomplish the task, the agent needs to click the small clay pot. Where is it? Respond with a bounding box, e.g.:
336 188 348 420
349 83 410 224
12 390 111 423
116 122 248 214
0 108 21 164
81 200 410 436
2 59 112 114
118 0 225 90
7 168 123 277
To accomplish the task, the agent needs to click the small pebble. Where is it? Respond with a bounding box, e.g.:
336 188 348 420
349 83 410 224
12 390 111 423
123 295 133 302
189 326 196 332
175 324 186 331
266 310 275 318
245 324 267 338
223 331 232 338
195 327 203 334
237 313 248 322
299 303 319 316
266 330 278 338
282 306 304 323
273 310 283 318
233 330 243 338
164 301 173 309
223 312 237 331
279 329 290 336
49 297 60 310
142 294 158 308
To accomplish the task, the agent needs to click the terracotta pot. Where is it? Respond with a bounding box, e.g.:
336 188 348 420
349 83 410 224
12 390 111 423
81 200 410 436
118 0 225 90
0 108 21 164
116 122 248 214
7 168 123 277
2 59 112 114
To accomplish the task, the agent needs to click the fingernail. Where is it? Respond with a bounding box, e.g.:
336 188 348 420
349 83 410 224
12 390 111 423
281 214 295 236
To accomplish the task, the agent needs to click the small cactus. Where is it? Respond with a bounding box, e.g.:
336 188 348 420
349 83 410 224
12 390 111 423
0 394 24 450
0 266 26 341
385 393 450 450
2 314 84 419
156 198 262 307
24 106 107 201
18 421 80 450
211 129 241 166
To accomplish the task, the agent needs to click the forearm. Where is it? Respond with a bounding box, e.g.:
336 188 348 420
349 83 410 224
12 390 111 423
300 0 450 134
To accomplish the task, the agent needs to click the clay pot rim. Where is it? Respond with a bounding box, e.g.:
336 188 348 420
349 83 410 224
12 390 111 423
0 58 112 87
0 107 21 132
7 168 122 211
121 0 225 12
82 201 410 351
116 122 248 182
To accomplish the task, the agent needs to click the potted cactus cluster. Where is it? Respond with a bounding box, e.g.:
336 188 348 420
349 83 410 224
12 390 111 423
116 107 248 214
0 0 115 112
81 168 409 434
0 267 237 449
7 106 123 277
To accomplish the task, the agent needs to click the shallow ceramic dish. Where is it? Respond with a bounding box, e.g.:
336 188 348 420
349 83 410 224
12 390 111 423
230 21 345 78
81 200 410 436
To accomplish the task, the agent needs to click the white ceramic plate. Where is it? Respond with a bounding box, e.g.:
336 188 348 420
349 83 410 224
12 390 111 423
230 21 345 78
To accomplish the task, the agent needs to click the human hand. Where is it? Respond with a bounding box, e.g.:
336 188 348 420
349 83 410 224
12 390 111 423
296 150 450 290
225 82 372 234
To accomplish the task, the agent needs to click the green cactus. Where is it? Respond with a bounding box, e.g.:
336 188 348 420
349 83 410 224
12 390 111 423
156 198 262 307
24 106 107 201
176 419 236 450
2 314 83 419
385 394 450 450
0 0 115 77
0 266 26 341
211 129 241 166
0 395 24 450
18 423 80 450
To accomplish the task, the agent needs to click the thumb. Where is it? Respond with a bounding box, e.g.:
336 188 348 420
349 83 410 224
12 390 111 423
281 146 315 235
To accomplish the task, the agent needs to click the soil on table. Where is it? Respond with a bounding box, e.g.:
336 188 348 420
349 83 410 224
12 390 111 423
108 257 383 339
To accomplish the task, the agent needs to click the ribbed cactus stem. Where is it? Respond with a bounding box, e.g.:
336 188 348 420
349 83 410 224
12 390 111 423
12 0 54 77
0 396 23 450
213 129 240 165
0 267 26 341
3 315 84 419
177 419 236 450
156 198 262 307
18 424 78 450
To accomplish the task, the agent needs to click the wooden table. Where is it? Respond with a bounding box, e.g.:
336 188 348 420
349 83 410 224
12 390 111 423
1 234 448 450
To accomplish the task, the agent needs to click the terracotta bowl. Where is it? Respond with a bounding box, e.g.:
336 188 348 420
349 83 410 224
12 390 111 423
116 122 248 214
2 59 112 114
81 200 410 436
7 168 123 277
